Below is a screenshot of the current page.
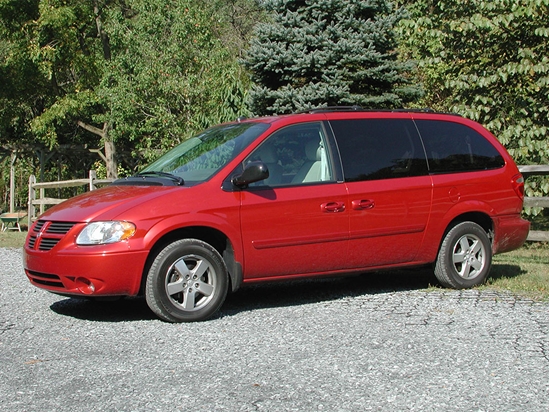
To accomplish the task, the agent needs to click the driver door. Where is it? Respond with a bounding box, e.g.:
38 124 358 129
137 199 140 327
238 122 350 280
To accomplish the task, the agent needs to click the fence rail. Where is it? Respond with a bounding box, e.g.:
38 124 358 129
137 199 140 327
28 170 114 221
27 166 548 241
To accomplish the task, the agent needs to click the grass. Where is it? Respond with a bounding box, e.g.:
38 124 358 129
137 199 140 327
481 205 549 301
4 214 548 301
0 215 29 248
484 242 549 300
0 230 27 248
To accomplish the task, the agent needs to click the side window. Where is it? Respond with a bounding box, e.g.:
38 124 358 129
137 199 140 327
330 119 428 182
415 120 505 173
245 123 334 187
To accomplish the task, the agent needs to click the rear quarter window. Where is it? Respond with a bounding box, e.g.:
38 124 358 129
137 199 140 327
330 119 428 182
414 120 505 174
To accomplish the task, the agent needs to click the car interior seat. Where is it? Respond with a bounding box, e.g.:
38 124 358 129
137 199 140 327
292 140 323 184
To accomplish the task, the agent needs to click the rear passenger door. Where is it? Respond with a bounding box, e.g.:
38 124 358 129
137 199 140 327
330 118 433 268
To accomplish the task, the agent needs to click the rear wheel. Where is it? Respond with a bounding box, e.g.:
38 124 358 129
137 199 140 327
145 239 228 322
434 222 492 289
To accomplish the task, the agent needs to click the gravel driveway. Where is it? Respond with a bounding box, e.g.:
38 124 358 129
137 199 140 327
1 247 548 411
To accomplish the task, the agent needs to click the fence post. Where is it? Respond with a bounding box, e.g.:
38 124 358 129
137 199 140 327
39 186 45 216
89 170 97 191
10 152 16 213
28 174 36 222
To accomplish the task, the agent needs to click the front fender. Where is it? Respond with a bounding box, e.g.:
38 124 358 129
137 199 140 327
141 212 243 259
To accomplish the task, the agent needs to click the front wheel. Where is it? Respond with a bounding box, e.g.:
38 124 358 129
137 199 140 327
145 239 228 322
434 222 492 289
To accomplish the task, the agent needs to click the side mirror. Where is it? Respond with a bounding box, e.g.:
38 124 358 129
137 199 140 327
232 161 269 188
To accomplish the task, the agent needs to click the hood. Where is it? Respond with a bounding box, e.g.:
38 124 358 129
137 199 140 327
37 184 183 222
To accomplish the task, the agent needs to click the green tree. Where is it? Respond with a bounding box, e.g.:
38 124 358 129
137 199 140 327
0 0 58 209
210 0 266 56
0 0 43 149
100 0 251 162
0 0 261 208
1 0 258 178
17 0 117 175
399 0 549 169
242 0 421 115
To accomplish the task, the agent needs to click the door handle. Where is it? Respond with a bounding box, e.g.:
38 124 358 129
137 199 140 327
352 199 375 210
321 201 346 213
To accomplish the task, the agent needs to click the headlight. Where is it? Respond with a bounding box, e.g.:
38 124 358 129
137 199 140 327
76 221 136 245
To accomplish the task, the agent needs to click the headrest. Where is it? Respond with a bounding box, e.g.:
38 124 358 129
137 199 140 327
258 144 277 163
305 140 321 161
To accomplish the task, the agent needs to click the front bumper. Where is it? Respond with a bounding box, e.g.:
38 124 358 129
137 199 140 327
24 248 149 297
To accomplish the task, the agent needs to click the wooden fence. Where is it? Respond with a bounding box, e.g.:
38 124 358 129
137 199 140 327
518 165 549 242
28 170 114 222
27 166 548 241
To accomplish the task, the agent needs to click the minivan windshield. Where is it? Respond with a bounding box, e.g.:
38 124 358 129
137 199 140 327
140 122 269 184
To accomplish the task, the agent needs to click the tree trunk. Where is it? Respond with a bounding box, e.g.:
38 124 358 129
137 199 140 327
88 1 117 178
94 0 111 61
77 120 118 179
103 125 117 179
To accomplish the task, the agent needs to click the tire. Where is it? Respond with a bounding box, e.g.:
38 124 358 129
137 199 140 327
434 222 492 289
145 239 228 322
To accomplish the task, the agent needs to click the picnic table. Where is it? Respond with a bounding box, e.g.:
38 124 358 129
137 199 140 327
0 212 27 232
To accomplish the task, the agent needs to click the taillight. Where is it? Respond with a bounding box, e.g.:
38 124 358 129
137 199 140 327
511 174 525 200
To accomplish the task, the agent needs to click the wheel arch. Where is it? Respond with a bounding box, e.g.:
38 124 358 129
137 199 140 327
140 226 243 295
444 212 494 239
435 211 494 260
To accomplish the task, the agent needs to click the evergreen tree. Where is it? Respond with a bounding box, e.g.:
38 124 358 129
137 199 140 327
243 0 421 115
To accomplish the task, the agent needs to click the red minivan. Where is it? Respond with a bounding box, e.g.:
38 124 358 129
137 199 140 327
24 108 530 322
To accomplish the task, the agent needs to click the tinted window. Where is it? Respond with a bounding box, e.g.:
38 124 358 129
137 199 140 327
415 120 505 173
330 119 428 182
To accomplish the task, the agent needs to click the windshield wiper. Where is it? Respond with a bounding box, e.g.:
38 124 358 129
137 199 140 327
134 171 184 186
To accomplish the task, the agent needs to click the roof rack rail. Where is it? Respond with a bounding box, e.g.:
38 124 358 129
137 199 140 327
390 108 464 116
295 106 364 114
295 106 462 116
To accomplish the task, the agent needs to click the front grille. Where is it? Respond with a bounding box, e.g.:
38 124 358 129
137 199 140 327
45 221 76 234
33 220 45 231
27 220 78 251
38 238 61 251
26 270 64 288
28 235 37 249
